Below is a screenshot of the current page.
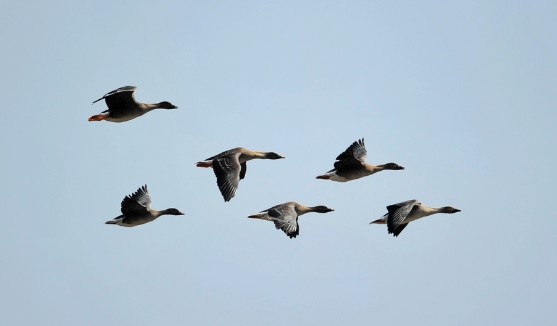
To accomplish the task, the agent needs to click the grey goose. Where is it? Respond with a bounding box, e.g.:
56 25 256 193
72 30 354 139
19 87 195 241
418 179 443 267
248 202 334 238
196 147 284 202
371 199 460 236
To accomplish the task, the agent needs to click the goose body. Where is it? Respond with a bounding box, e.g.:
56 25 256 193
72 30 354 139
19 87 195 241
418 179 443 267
89 86 178 123
370 199 460 236
248 202 334 238
196 147 284 202
105 185 184 227
316 138 404 182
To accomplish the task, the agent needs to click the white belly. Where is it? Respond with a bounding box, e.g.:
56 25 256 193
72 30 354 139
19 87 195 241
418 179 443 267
106 115 141 123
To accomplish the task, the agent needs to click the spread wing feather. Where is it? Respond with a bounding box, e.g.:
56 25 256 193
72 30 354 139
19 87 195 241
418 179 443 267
120 185 151 215
212 153 241 202
336 138 367 162
386 200 418 235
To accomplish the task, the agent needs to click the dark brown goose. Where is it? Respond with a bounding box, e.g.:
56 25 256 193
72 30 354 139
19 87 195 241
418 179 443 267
105 185 184 227
316 138 404 182
89 86 177 122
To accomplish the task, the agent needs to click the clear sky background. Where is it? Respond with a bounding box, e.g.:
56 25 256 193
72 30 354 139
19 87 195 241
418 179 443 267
1 1 556 325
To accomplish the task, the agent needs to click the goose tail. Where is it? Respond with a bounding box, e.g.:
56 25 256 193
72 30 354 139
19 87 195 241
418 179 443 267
88 114 106 122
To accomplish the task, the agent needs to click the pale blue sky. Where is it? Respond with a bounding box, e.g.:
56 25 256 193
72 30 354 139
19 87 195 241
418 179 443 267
1 1 556 325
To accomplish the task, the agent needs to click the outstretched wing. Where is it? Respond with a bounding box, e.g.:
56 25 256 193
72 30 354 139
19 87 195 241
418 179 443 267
93 86 138 117
386 199 418 236
212 153 241 202
121 185 151 215
267 203 299 238
333 158 365 176
390 223 409 237
336 138 367 163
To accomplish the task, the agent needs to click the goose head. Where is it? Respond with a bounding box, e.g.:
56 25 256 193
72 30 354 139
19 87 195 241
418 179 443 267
164 208 185 215
440 206 461 214
311 206 335 213
158 101 178 109
381 162 405 170
264 152 285 160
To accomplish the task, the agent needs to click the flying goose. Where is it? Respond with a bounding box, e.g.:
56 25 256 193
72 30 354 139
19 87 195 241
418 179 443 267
248 202 334 238
105 185 184 227
196 147 284 202
89 86 178 122
370 199 460 236
316 138 404 182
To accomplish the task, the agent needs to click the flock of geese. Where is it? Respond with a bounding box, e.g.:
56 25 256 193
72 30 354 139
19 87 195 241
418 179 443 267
92 86 461 238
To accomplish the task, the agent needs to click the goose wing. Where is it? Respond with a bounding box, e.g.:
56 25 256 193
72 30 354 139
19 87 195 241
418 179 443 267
336 138 367 163
386 199 418 236
120 185 151 215
390 223 409 237
239 162 247 180
212 152 241 202
93 86 138 118
266 203 299 238
332 158 365 176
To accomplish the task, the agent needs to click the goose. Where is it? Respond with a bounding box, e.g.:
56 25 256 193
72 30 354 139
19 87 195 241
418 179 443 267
196 147 284 201
248 202 334 238
370 200 460 237
105 185 184 227
316 138 404 182
89 86 178 122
